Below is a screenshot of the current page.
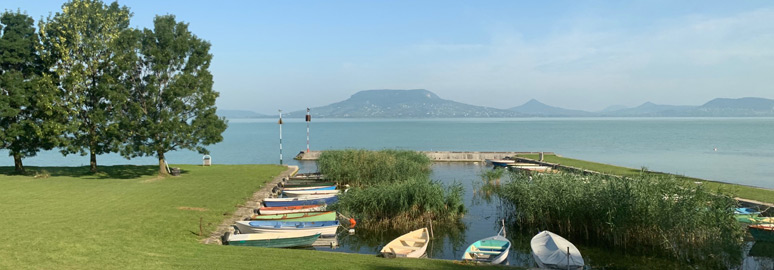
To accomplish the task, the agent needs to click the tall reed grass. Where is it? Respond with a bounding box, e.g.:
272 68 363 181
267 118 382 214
490 172 744 269
317 149 431 187
320 149 464 229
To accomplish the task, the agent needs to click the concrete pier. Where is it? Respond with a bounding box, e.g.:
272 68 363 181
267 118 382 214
296 150 556 162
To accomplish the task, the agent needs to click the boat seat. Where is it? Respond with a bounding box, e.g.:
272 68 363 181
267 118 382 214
392 245 421 251
399 240 424 247
477 245 503 249
407 238 427 243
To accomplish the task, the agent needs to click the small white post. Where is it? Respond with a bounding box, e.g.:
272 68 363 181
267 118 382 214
306 108 311 153
278 109 283 165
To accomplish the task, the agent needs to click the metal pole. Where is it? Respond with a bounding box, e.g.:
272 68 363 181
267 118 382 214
306 108 310 153
278 109 283 165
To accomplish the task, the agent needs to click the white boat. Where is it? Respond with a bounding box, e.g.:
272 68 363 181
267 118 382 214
282 189 340 197
462 222 511 264
233 220 339 236
263 194 336 203
258 205 327 215
380 228 430 258
530 231 584 270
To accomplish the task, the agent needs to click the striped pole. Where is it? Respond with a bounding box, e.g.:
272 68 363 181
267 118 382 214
305 108 311 153
278 109 283 165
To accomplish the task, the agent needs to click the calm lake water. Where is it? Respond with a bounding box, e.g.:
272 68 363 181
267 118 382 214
3 117 773 268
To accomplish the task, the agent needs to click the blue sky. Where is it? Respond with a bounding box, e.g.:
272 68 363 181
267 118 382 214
5 0 774 113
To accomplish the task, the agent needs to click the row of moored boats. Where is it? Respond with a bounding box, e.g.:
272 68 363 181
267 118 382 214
735 207 774 243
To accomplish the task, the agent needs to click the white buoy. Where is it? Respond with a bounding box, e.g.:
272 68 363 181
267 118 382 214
348 228 355 235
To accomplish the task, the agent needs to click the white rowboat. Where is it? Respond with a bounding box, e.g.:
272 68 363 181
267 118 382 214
530 231 584 270
380 228 430 258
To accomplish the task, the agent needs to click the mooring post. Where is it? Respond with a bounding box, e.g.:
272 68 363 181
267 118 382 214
306 108 311 153
539 152 544 162
278 109 283 165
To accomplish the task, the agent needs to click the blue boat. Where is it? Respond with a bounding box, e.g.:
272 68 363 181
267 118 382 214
233 220 340 236
263 195 338 207
282 185 337 191
736 207 761 215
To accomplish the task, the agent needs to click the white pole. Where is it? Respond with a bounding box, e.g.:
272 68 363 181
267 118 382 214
306 108 310 153
279 109 283 165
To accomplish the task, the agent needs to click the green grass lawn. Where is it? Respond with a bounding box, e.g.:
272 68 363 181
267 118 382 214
0 165 508 270
518 153 774 204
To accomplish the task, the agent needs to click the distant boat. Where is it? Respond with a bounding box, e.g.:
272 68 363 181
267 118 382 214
282 189 340 197
737 216 774 224
249 211 337 222
282 181 336 188
258 205 327 215
736 207 762 216
225 231 321 248
749 224 774 242
531 231 584 270
380 228 430 258
486 159 515 167
263 194 338 207
233 220 339 236
462 222 511 264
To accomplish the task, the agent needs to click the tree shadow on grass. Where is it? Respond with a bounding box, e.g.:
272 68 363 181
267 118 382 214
0 165 160 179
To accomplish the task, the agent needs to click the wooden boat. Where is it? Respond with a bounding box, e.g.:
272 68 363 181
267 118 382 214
263 194 338 207
233 220 339 236
749 224 774 242
380 228 429 258
486 159 515 167
258 205 327 215
282 185 336 191
531 231 584 270
226 231 321 248
282 189 340 197
462 223 511 264
249 211 336 222
737 216 774 224
509 165 555 173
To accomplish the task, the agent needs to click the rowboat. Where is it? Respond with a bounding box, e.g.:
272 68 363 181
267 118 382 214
282 181 336 188
249 211 337 222
531 231 584 270
735 207 761 216
263 194 338 207
282 189 340 197
258 205 327 215
282 185 337 191
380 228 429 258
737 216 774 224
486 159 515 167
226 231 321 248
749 224 774 242
462 222 511 264
233 220 339 236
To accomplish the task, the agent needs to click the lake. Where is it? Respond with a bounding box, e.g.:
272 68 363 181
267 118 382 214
2 117 773 268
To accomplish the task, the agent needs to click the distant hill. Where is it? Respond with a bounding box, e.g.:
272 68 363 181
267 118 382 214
217 109 268 119
508 99 591 117
284 89 523 118
602 102 694 116
694 97 774 116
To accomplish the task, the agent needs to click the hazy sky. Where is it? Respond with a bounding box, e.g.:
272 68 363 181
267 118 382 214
6 0 774 113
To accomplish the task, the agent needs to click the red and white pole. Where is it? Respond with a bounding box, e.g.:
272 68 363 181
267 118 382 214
305 108 311 153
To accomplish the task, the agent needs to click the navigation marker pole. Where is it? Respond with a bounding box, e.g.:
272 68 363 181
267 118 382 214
306 108 311 153
278 109 283 165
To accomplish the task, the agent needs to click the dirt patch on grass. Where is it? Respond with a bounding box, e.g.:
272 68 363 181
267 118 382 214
178 206 209 212
141 175 166 183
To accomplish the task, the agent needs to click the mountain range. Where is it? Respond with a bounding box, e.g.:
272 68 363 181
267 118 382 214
219 89 774 118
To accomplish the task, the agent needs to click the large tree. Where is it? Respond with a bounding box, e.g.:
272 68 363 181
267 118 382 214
0 11 64 173
120 15 226 175
38 0 133 172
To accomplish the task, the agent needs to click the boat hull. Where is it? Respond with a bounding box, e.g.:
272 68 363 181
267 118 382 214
227 232 321 248
249 211 336 222
263 195 338 207
530 231 584 270
282 189 340 197
258 205 326 215
750 224 774 242
281 185 336 191
234 220 339 236
462 235 511 264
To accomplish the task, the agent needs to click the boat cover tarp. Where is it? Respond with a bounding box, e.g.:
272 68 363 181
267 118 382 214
531 231 584 269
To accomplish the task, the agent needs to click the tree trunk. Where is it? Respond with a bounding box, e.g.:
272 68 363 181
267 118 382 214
158 150 169 176
13 153 24 173
90 150 97 173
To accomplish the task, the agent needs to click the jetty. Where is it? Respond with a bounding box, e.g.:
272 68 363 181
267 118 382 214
296 150 555 162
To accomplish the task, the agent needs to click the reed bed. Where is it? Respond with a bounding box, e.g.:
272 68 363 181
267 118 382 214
320 149 464 229
317 149 431 187
492 172 744 269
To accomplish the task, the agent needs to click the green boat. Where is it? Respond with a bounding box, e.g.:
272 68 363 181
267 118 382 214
226 232 321 248
283 181 336 187
749 224 774 242
736 216 774 224
249 211 337 222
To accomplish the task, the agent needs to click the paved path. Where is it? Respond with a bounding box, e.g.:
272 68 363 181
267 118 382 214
202 165 299 245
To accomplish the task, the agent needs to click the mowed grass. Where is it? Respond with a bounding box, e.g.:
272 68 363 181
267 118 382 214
518 153 774 204
0 164 508 270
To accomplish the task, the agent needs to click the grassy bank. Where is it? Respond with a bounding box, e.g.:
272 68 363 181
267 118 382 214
517 153 774 204
0 165 501 270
